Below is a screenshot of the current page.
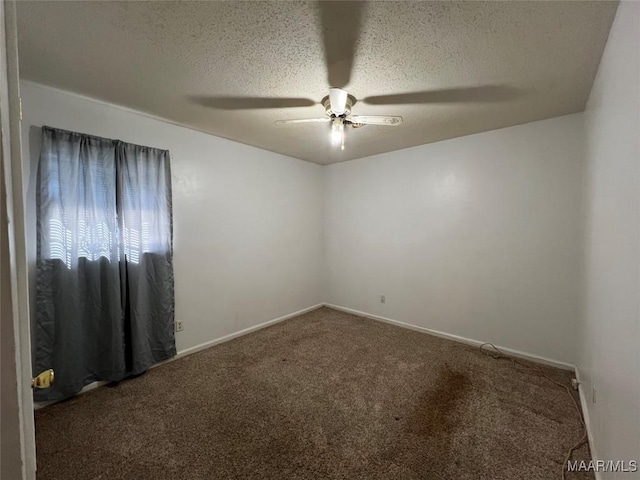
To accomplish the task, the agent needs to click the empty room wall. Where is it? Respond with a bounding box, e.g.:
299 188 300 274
579 0 640 470
323 114 584 365
20 81 324 354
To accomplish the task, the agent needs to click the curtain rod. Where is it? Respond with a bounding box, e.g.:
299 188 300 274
42 125 170 155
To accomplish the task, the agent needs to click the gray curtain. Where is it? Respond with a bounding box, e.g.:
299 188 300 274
34 126 175 402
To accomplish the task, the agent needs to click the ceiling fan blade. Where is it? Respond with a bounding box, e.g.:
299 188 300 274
188 95 316 110
275 118 330 125
363 86 524 105
329 88 348 115
348 115 402 126
319 1 366 89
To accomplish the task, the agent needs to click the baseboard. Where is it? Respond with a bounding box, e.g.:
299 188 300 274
36 301 574 410
323 303 576 371
169 303 324 360
34 303 324 410
574 367 601 480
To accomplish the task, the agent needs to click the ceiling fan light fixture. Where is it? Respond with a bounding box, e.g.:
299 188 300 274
331 117 345 149
329 87 348 115
276 89 400 151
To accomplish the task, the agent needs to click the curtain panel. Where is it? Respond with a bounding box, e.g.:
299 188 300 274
34 126 175 401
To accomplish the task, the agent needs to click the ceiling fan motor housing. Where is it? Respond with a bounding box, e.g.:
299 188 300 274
322 94 357 117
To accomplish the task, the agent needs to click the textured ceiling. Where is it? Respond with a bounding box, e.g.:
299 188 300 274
17 1 617 165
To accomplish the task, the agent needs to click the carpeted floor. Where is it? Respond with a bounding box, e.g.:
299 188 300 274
35 307 593 479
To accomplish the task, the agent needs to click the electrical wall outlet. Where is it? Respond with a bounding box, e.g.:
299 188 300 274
380 295 386 304
175 320 184 333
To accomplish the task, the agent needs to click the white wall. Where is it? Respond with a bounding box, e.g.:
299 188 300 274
579 1 640 473
324 114 584 364
20 82 324 354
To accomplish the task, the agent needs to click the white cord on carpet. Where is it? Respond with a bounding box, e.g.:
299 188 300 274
479 343 587 480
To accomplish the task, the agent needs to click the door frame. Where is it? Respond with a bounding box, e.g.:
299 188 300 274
1 1 36 478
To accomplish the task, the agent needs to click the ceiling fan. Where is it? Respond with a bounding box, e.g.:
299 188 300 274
275 88 402 150
188 2 522 152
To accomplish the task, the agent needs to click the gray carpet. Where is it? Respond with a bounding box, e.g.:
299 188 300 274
35 307 593 479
